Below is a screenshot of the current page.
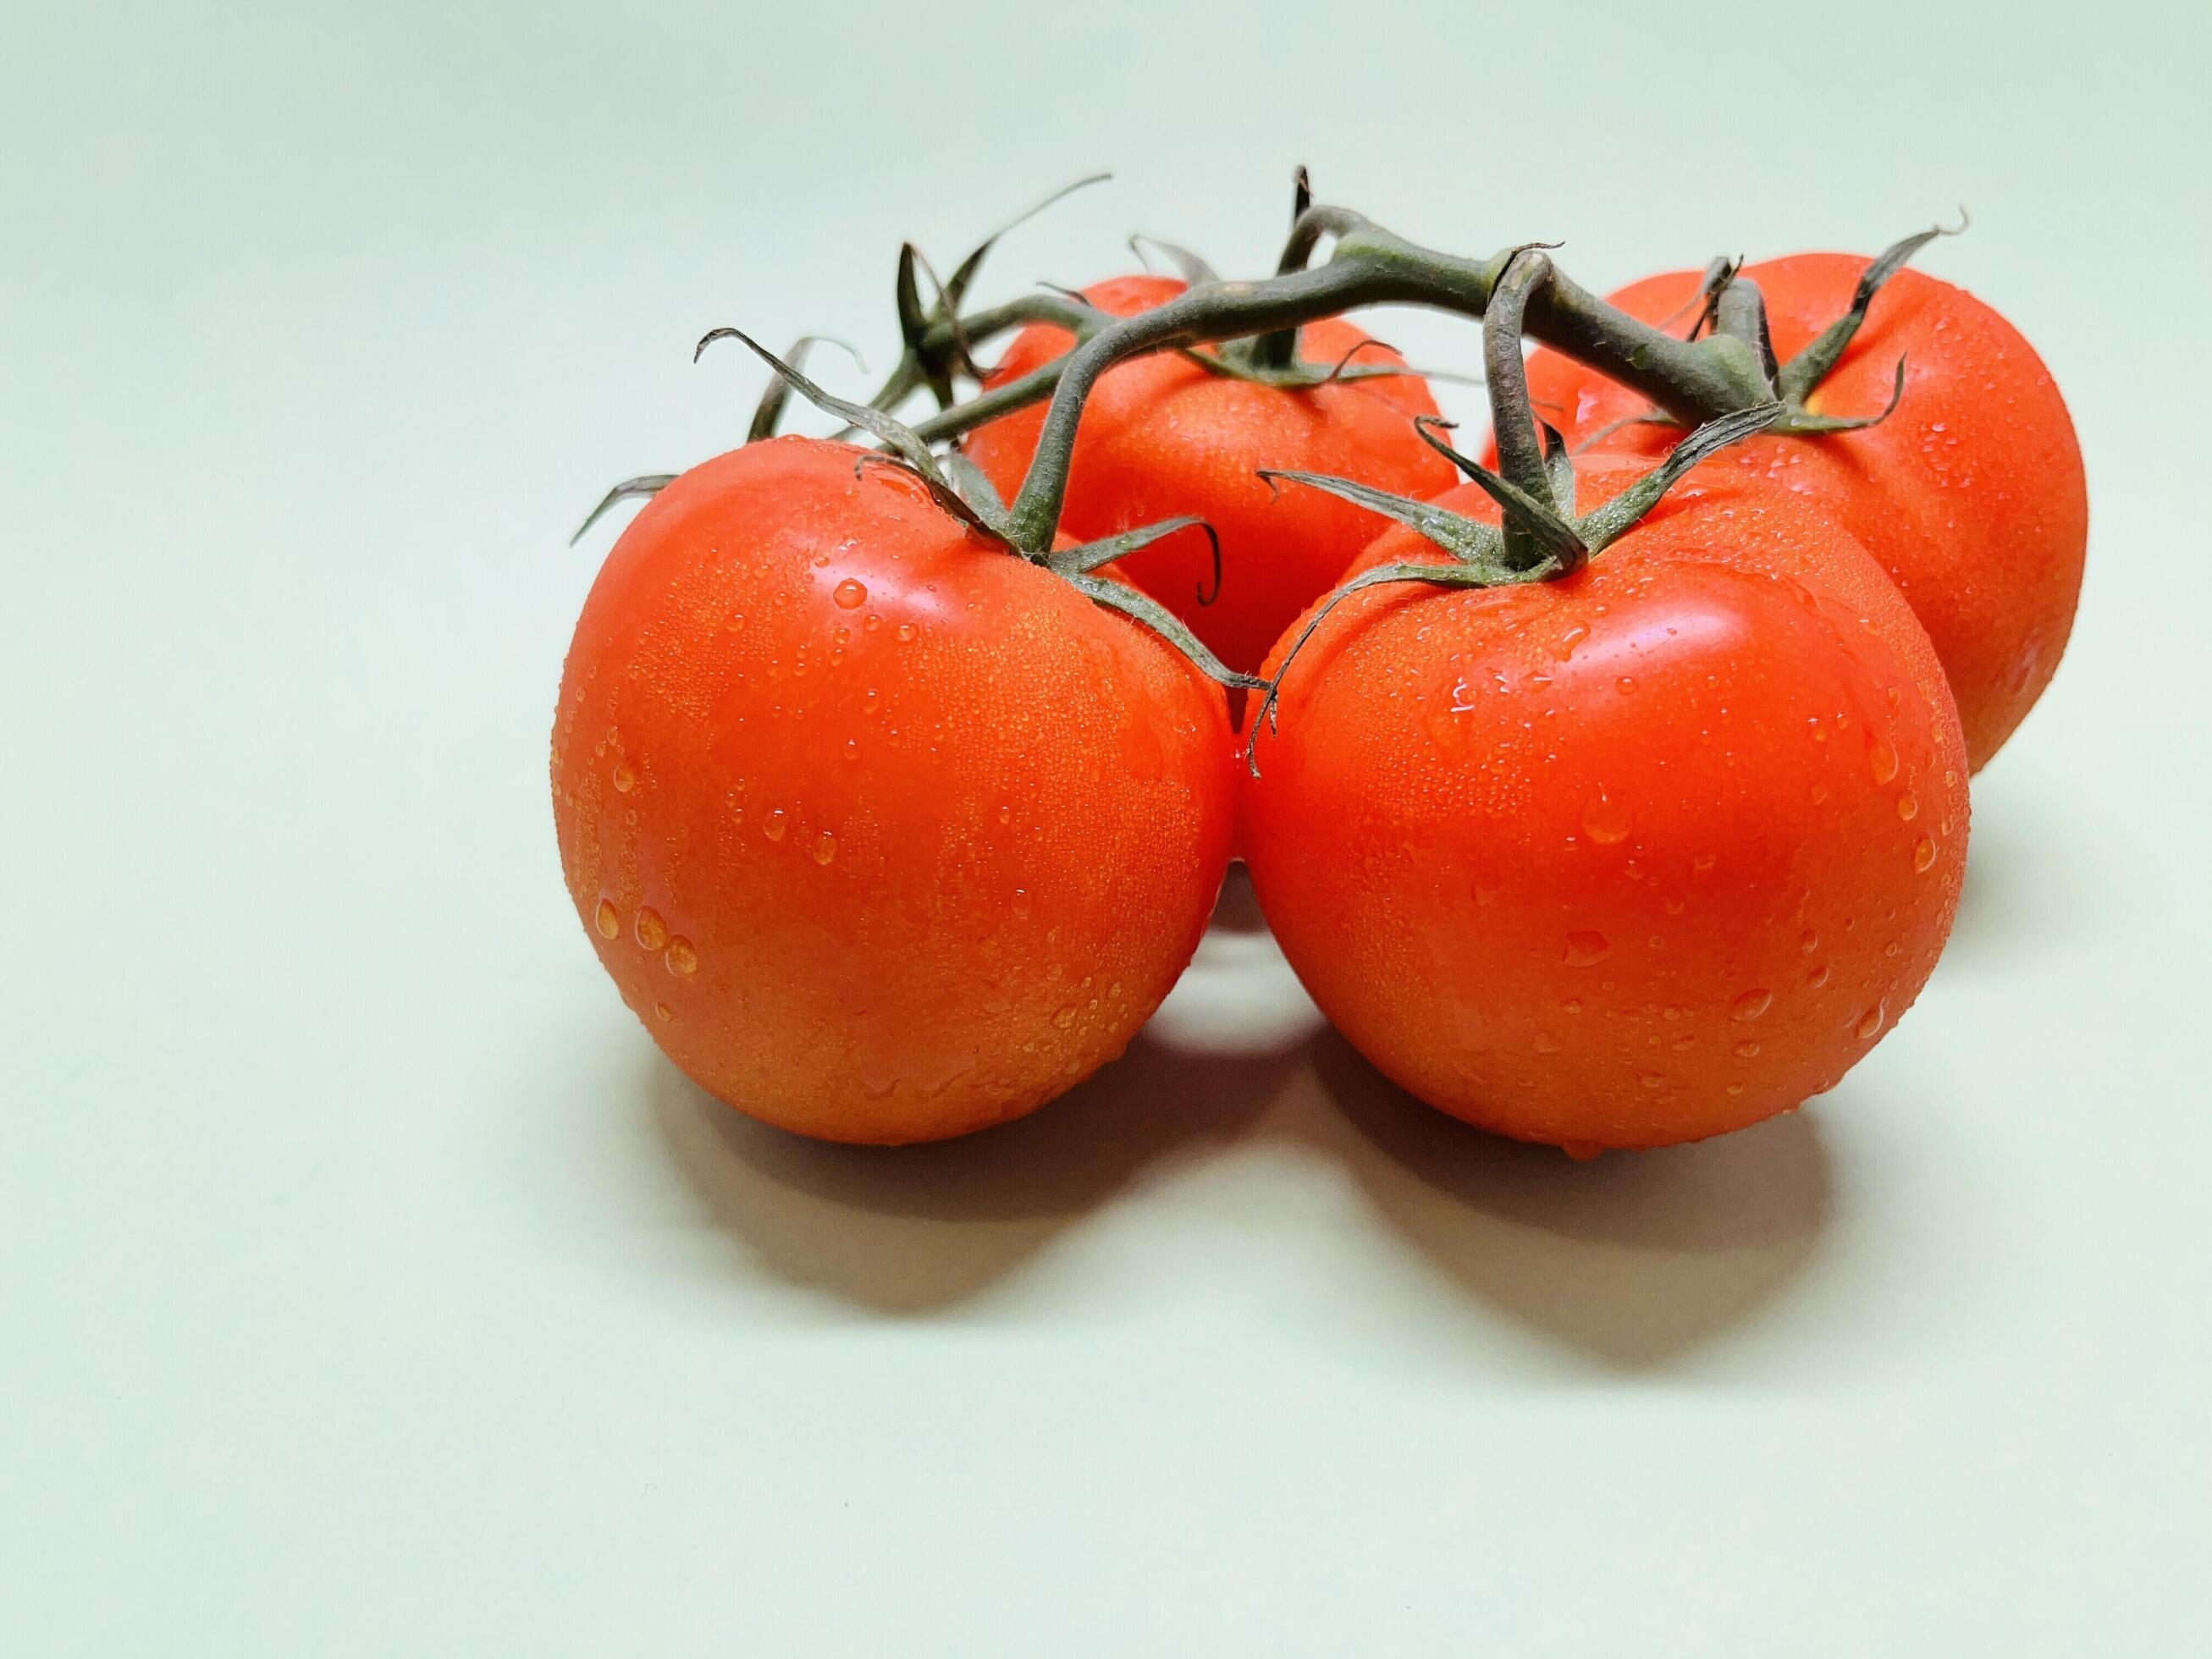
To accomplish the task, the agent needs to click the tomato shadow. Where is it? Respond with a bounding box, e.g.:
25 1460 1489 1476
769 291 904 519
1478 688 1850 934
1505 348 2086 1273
645 869 1321 1315
1309 1032 1834 1371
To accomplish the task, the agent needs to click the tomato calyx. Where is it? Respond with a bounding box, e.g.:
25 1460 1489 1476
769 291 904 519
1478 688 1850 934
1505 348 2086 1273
869 174 1115 416
1244 402 1782 770
687 326 1265 694
700 326 1012 540
1585 214 1968 448
1243 249 1787 773
1253 250 1786 587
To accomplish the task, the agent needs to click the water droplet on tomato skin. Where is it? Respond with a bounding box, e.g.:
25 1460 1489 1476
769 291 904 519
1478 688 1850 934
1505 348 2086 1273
1733 1040 1761 1058
1011 889 1034 919
1869 740 1900 784
1562 930 1611 967
832 577 868 609
895 621 917 642
611 761 637 792
665 937 698 976
1807 962 1830 988
593 899 621 940
654 1001 673 1022
763 809 789 842
1730 989 1773 1022
634 907 669 951
1856 1002 1887 1040
1897 793 1920 821
1914 836 1938 873
1580 790 1631 846
1553 625 1590 661
810 831 837 867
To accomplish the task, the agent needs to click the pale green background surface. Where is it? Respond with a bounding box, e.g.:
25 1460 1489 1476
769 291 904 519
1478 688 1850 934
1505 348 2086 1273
4 2 2207 1652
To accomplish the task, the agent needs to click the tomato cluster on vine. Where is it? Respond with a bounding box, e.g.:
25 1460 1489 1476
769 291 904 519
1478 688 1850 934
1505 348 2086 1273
553 172 2083 1155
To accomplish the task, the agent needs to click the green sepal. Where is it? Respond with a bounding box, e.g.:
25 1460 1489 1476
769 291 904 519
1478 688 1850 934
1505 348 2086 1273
1256 468 1509 570
749 335 867 444
1198 334 1480 392
895 242 963 405
1539 420 1579 517
697 326 1014 544
944 173 1112 316
1776 215 1961 404
1773 357 1908 434
1678 255 1741 341
1575 402 1786 549
1064 571 1264 693
1128 233 1219 287
939 448 1010 521
570 473 676 546
1046 516 1223 604
1573 410 1682 454
1246 559 1503 774
1408 415 1587 572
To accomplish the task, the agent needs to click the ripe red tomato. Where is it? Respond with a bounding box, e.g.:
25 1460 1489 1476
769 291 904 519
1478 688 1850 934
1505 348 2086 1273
1518 256 2085 769
1241 455 1969 1150
553 436 1237 1144
962 274 1457 675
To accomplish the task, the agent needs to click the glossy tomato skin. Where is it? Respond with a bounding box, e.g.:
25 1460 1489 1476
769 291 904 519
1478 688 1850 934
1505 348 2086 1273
963 275 1456 675
1520 256 2085 770
552 436 1236 1144
1241 458 1969 1149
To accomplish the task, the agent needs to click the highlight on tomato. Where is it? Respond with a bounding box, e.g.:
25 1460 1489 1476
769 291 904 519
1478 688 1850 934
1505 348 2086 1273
961 271 1457 675
1241 252 1970 1153
554 344 1249 1144
1514 226 2085 770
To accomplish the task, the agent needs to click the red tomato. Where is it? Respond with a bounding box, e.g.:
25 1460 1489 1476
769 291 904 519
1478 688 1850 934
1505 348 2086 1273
1241 455 1969 1150
552 436 1237 1144
962 275 1456 675
1518 256 2085 769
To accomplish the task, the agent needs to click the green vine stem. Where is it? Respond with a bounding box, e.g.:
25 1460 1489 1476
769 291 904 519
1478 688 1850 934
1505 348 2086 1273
886 196 1779 553
1482 247 1559 570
